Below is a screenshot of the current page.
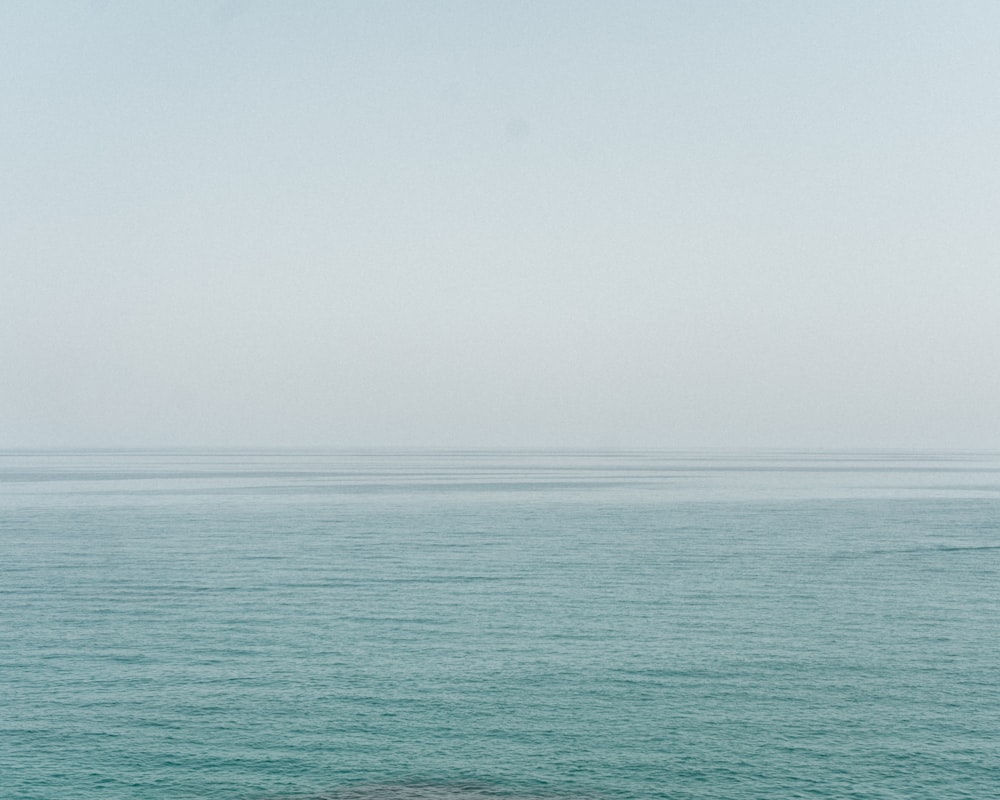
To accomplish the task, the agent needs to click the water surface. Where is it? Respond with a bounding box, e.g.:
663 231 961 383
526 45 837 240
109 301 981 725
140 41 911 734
2 450 998 799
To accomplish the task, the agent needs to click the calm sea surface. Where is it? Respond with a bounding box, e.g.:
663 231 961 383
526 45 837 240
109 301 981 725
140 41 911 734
2 450 998 800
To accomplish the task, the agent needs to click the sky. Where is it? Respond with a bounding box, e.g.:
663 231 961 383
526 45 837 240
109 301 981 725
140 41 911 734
2 1 999 449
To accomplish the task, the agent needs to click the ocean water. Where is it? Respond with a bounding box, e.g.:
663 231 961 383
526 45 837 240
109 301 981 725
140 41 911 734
2 450 998 800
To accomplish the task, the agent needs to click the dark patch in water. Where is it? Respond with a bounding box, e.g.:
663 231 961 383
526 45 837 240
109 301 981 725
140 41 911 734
831 543 1000 560
267 783 593 800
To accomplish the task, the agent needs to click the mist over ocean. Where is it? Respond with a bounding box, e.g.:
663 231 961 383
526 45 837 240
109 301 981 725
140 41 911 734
2 450 998 799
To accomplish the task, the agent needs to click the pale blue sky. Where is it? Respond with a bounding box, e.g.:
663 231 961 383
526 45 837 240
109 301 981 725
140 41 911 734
3 1 999 448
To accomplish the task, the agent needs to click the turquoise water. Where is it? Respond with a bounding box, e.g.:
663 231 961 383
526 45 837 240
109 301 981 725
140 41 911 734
2 450 998 800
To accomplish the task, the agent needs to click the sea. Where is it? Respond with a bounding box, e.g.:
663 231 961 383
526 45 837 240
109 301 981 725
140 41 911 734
2 450 998 800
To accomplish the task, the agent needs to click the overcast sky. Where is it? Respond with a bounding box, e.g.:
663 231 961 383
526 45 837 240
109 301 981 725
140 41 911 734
3 1 999 449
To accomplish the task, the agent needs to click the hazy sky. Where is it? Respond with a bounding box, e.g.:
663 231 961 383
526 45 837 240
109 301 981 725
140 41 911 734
3 1 999 448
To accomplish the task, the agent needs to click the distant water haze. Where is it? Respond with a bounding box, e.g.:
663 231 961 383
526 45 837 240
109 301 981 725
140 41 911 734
2 1 999 448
